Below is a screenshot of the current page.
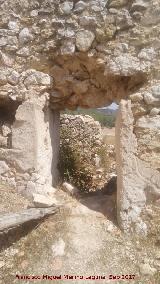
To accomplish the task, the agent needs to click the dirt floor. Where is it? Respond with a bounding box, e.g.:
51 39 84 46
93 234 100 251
101 127 115 145
0 182 30 215
0 187 160 284
102 127 115 137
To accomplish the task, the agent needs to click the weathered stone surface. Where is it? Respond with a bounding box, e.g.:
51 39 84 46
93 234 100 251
134 115 160 170
19 28 33 45
33 193 57 208
144 92 159 105
8 21 20 32
138 47 156 61
74 1 87 13
62 182 79 196
0 161 9 175
8 71 19 85
150 108 160 116
11 101 41 171
23 70 53 89
131 0 149 12
59 1 73 15
151 84 160 98
116 100 160 234
25 181 58 198
129 93 143 102
109 0 129 8
76 31 95 52
11 102 60 189
107 54 147 76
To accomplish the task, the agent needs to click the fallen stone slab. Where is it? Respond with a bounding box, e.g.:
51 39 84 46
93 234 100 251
33 193 58 208
62 182 79 196
0 207 58 232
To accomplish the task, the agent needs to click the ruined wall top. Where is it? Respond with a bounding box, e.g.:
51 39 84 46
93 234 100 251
0 0 160 109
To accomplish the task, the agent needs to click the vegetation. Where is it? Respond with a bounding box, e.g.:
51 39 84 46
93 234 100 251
58 127 94 192
63 108 116 128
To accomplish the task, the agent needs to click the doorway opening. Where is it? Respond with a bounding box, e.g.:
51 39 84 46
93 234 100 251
59 103 118 195
57 103 118 222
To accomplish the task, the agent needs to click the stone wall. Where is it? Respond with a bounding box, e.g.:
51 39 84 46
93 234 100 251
0 0 160 234
1 0 160 111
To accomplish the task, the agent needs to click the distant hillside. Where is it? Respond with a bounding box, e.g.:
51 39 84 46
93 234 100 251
63 107 117 128
97 103 118 116
97 107 118 116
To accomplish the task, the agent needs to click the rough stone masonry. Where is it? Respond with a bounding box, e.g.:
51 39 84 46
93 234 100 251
0 0 160 234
